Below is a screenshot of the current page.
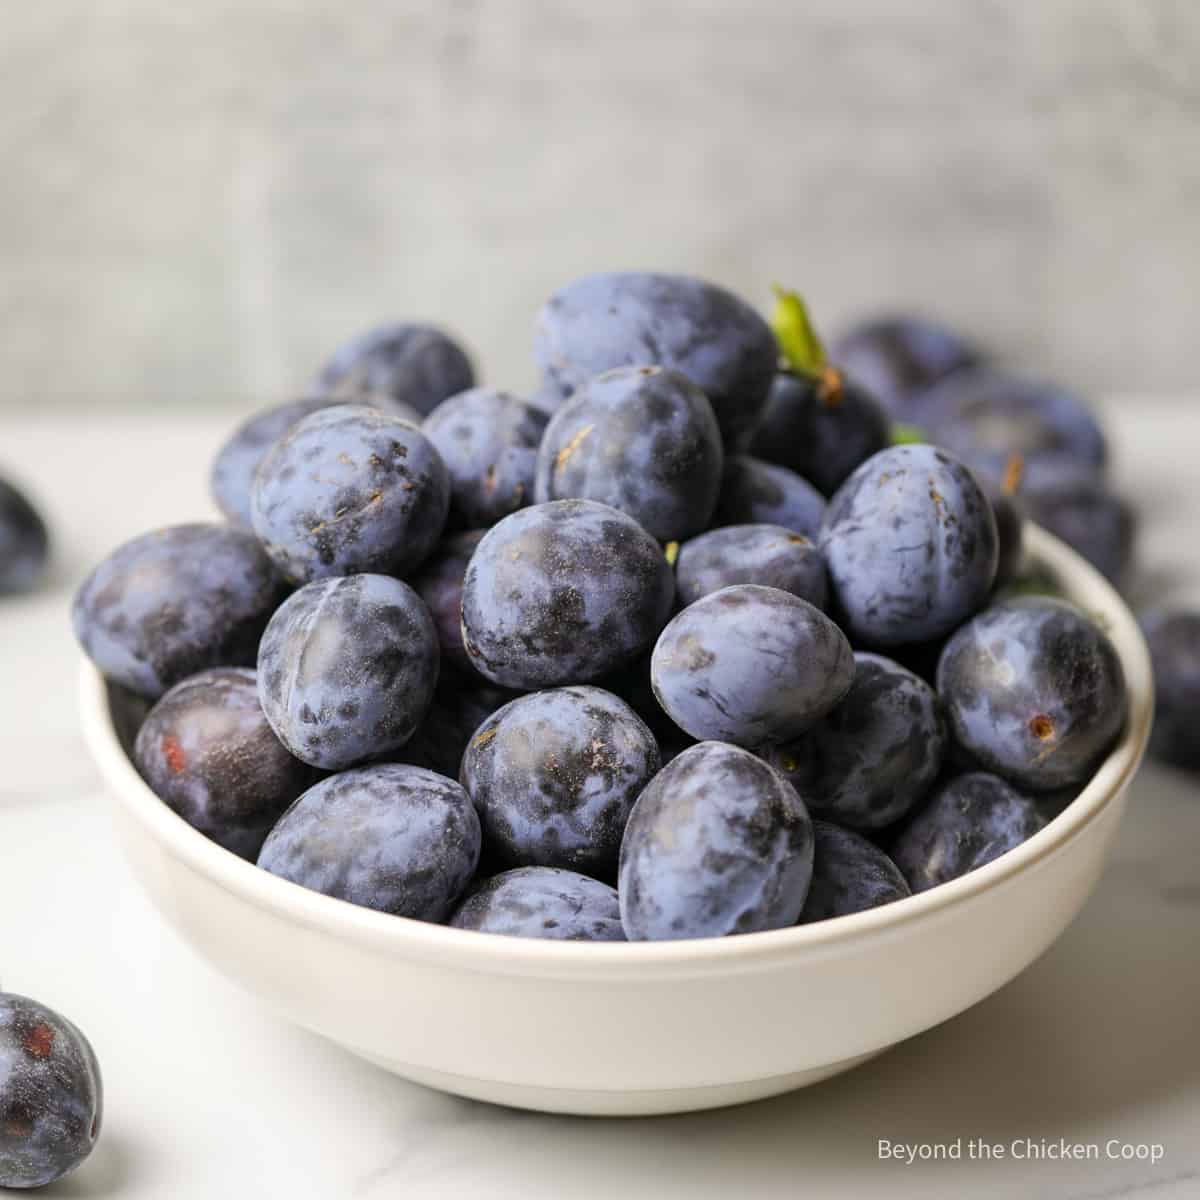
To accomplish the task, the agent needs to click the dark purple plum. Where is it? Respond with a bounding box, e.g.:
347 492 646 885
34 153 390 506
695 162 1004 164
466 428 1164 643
1139 609 1200 770
0 476 49 594
72 523 285 699
257 764 480 920
0 994 102 1189
211 395 425 530
422 388 548 528
533 272 777 440
257 574 439 770
1020 474 1135 586
449 867 624 941
650 585 853 747
937 597 1127 790
983 477 1025 588
798 821 911 923
460 686 659 878
674 524 827 609
748 370 890 496
890 772 1048 892
397 677 521 780
819 444 998 646
763 653 946 830
920 369 1107 478
134 668 319 859
831 315 981 422
533 366 723 541
713 455 826 539
411 530 485 675
312 322 474 417
619 741 814 940
460 499 675 689
251 404 450 583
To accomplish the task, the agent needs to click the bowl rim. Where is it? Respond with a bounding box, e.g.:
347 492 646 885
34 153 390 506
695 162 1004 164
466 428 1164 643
79 523 1154 976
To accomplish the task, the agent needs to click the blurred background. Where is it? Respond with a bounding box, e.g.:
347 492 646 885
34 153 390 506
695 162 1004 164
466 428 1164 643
2 0 1197 412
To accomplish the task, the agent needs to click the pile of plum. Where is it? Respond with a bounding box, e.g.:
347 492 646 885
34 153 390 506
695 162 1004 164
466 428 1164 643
72 274 1138 944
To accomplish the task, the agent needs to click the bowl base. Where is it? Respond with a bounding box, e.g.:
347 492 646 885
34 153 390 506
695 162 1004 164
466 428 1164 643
352 1048 885 1116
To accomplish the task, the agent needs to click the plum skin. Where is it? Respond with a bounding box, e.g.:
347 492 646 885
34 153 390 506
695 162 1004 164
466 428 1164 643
313 322 474 417
651 584 854 748
460 686 660 879
1139 609 1200 770
257 574 440 770
713 455 827 539
257 764 480 920
533 365 724 542
0 476 50 594
674 524 827 610
748 370 890 496
422 387 548 528
937 597 1127 791
799 821 911 922
0 994 102 1190
533 272 778 440
411 530 486 676
134 667 319 860
819 444 999 646
460 499 675 690
763 652 947 830
450 868 624 941
251 403 450 584
619 741 814 940
72 523 285 700
890 772 1048 892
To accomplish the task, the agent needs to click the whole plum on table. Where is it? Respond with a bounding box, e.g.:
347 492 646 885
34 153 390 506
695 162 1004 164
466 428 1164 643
73 523 285 699
831 315 981 423
134 667 319 859
257 764 480 920
651 584 853 747
819 444 998 646
890 772 1048 892
411 529 486 675
0 476 49 594
460 686 660 878
251 403 450 583
713 455 827 538
618 741 814 940
0 993 102 1189
799 821 911 923
257 574 439 770
450 868 624 941
763 652 946 830
937 597 1127 791
312 322 474 417
533 365 723 541
748 370 890 496
460 499 675 689
1139 609 1200 770
533 272 778 440
422 388 548 528
674 524 827 610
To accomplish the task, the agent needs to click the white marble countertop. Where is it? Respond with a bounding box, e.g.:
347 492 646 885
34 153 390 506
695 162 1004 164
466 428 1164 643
2 406 1199 1199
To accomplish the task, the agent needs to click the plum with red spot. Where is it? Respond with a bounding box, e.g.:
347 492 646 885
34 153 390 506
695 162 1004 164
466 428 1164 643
0 993 102 1189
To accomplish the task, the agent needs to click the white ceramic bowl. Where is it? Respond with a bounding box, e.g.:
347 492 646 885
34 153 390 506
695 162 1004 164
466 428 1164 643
80 526 1153 1116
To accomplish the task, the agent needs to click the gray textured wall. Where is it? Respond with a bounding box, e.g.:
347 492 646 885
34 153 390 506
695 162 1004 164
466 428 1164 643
2 0 1197 412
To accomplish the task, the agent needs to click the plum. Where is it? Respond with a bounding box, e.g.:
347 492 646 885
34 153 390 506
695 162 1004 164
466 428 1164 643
799 821 910 922
619 741 814 940
674 524 827 610
257 574 439 770
449 868 624 941
251 403 450 583
460 499 675 689
258 764 480 919
73 523 285 699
